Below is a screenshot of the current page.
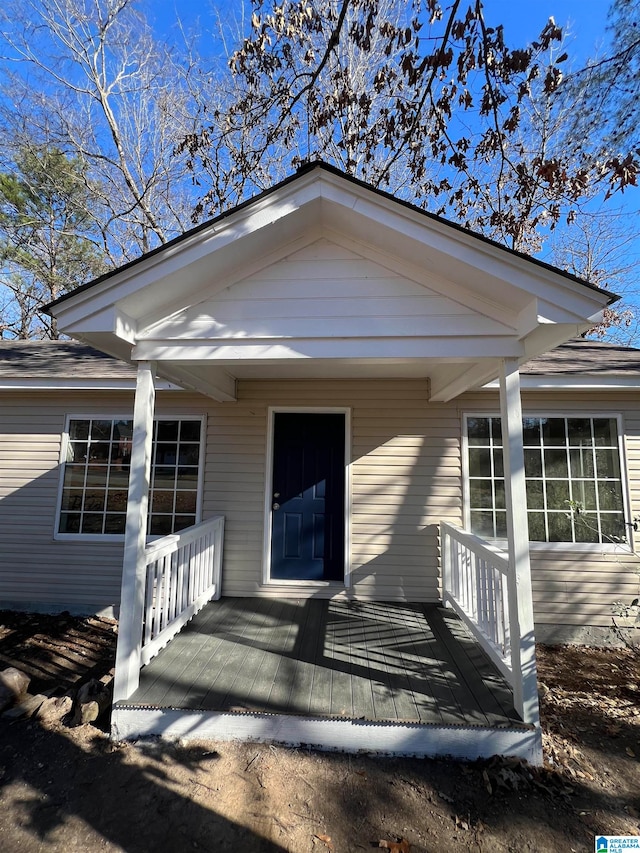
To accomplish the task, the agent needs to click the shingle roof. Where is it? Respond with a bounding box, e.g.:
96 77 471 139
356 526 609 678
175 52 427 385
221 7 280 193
0 340 136 379
521 339 640 375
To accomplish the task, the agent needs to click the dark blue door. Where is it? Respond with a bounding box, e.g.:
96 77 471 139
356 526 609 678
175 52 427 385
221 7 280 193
270 413 345 581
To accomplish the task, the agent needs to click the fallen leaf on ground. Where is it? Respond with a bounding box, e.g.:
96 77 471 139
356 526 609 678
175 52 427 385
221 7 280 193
314 833 335 852
378 838 410 852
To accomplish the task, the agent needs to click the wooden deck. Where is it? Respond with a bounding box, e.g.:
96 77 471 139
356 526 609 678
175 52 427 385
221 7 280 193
120 598 522 728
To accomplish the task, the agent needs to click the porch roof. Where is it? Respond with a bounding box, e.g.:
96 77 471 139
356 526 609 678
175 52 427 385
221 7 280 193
44 163 615 403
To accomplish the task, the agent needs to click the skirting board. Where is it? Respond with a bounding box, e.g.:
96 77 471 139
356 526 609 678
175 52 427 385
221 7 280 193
111 706 543 765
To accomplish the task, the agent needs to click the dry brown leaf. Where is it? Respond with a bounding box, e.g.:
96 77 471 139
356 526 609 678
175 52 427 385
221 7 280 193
314 834 335 852
378 839 410 853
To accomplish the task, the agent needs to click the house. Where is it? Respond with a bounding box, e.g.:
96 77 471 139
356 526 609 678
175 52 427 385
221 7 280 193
1 163 638 762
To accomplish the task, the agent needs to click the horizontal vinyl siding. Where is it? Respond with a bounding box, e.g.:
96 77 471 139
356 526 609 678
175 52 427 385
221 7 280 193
206 379 460 601
0 390 208 614
458 389 640 627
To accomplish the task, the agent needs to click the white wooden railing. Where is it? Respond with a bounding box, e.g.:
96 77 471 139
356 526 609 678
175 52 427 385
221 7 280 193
441 521 514 684
140 515 225 666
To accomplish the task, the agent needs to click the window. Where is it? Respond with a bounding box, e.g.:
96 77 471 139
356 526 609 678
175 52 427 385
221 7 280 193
58 417 204 537
466 415 627 545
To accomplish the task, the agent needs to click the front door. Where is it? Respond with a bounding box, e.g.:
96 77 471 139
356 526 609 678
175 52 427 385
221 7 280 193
270 412 345 582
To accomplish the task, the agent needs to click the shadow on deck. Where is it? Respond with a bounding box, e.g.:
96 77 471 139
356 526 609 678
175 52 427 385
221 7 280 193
112 599 542 762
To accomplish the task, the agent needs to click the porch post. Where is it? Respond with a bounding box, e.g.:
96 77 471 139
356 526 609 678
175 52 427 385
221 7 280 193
499 358 540 727
113 361 157 703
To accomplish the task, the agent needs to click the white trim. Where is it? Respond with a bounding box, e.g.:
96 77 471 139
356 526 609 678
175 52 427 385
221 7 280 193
462 410 634 552
111 706 542 764
483 376 640 390
0 378 181 390
262 407 352 590
54 413 207 542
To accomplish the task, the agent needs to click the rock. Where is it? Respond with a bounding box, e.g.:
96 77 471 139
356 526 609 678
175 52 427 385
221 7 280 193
2 693 45 720
71 679 112 726
36 694 74 724
538 682 550 699
0 667 31 711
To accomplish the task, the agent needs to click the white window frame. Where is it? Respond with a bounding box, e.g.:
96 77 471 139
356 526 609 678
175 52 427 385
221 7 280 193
262 406 352 589
54 413 206 542
462 411 634 552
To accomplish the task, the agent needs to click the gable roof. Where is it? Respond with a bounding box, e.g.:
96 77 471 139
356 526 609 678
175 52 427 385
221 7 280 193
39 162 618 403
44 161 616 315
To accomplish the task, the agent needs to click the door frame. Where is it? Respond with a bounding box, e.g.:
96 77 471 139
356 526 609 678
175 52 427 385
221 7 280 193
262 406 352 589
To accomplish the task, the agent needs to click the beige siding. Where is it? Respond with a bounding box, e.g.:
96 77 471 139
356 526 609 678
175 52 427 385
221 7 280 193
205 379 459 601
2 381 638 628
0 389 209 614
457 389 640 627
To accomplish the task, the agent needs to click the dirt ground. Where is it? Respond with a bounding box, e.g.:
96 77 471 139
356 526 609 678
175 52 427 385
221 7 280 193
0 611 638 852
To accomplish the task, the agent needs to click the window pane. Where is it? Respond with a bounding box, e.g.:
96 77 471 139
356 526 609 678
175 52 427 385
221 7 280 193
546 480 570 510
150 515 173 536
151 490 175 513
568 419 592 446
61 489 84 511
490 418 502 446
527 512 546 541
63 465 86 488
59 512 81 533
524 448 542 477
547 512 572 542
176 469 199 489
84 490 106 512
81 514 104 534
470 510 495 538
522 418 541 446
542 418 566 446
493 448 504 477
467 417 490 445
156 420 179 441
153 467 176 489
69 420 89 441
596 449 621 479
574 512 599 543
593 418 618 447
155 443 178 465
88 442 110 462
571 480 596 510
104 514 126 534
174 514 197 531
600 513 626 542
470 480 493 508
107 468 129 488
178 444 200 465
468 448 492 477
106 490 128 512
570 448 594 478
544 449 568 478
495 511 507 538
85 466 109 488
180 421 201 441
91 420 113 441
526 480 544 509
494 479 505 509
175 492 197 513
598 482 623 511
68 442 88 463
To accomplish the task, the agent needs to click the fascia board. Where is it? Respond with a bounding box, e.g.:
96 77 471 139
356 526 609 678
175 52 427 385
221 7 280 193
0 378 180 390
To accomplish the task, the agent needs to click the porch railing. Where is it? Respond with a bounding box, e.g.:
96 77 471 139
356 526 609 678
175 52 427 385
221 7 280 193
140 515 225 666
440 521 513 684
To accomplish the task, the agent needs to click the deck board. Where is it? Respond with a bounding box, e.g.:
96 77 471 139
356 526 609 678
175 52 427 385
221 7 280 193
124 598 522 728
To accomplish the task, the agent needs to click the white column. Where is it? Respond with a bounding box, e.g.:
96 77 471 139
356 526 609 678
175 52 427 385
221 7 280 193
113 361 157 703
499 358 540 727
